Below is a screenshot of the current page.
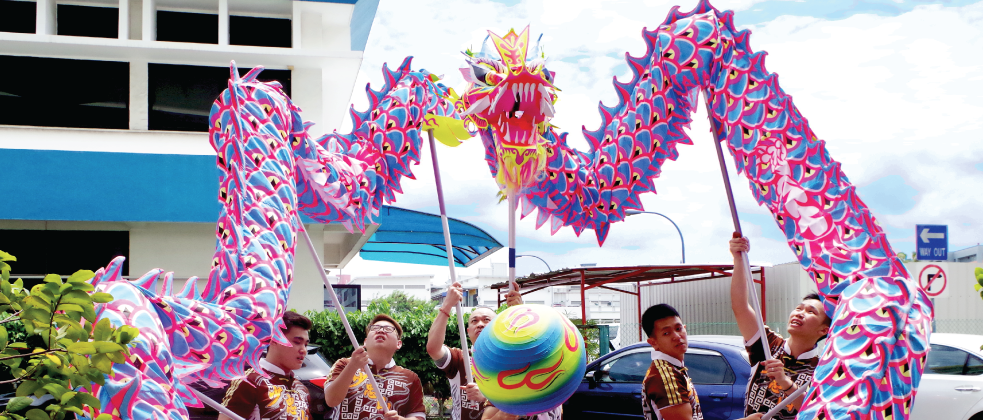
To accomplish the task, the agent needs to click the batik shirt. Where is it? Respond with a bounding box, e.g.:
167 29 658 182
744 326 820 420
641 351 703 420
222 359 312 420
435 346 484 420
327 357 427 420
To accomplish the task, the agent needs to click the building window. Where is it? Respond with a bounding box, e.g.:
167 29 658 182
148 63 291 132
0 55 129 129
230 15 291 48
0 230 129 277
157 10 218 44
0 0 36 33
405 284 426 289
57 4 118 38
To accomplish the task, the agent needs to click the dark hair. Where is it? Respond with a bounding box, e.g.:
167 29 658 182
642 304 681 338
802 292 831 342
282 311 313 331
367 314 403 339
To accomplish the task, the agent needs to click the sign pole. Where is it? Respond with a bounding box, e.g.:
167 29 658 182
427 129 474 384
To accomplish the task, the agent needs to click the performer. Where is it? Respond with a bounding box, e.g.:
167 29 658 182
220 311 314 420
730 235 831 420
425 281 523 420
324 315 427 420
640 304 703 420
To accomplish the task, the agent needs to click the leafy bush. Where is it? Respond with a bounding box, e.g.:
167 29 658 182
974 267 983 300
0 251 138 420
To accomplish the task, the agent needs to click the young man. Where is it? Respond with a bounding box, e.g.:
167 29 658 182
425 281 523 420
730 234 831 420
220 311 313 420
641 303 703 420
324 314 426 420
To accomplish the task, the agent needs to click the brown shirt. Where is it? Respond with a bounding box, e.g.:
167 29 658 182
642 352 703 420
222 359 312 420
327 357 427 420
744 326 819 420
435 346 484 420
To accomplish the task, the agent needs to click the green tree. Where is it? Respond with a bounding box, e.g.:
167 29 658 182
0 251 139 420
974 267 983 301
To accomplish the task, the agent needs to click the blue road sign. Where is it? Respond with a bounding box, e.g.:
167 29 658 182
916 225 948 261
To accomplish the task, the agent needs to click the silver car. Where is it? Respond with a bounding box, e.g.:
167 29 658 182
912 333 983 420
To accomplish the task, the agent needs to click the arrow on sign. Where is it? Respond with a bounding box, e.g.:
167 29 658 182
920 228 945 243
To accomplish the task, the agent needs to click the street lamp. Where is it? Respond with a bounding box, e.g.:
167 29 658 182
515 254 552 272
624 210 685 263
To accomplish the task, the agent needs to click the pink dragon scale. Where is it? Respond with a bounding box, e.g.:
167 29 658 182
459 1 933 419
86 59 460 419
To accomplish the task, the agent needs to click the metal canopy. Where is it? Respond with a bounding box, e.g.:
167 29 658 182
490 264 767 335
360 206 503 268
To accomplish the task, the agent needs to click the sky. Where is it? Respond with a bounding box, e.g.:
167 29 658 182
334 0 983 286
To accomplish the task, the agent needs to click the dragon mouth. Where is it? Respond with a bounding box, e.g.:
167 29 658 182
470 81 554 146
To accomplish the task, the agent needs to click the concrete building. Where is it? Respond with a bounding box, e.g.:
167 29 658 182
0 0 381 313
949 245 983 263
619 260 983 347
432 262 624 323
350 273 433 309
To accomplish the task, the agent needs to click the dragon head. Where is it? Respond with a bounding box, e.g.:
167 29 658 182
460 26 557 195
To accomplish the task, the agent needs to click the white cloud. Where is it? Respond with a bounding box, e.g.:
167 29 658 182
337 0 983 284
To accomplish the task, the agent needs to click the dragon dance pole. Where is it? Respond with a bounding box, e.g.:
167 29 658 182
704 90 772 361
297 222 389 410
427 129 474 384
190 387 245 420
508 193 517 294
762 380 811 420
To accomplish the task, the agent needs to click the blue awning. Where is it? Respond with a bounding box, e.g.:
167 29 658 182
364 206 502 267
0 148 501 267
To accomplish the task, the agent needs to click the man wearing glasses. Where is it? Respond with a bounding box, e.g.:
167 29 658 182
324 314 427 420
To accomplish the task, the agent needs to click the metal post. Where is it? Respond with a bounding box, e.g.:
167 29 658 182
625 211 685 263
705 91 772 361
580 270 587 325
762 380 811 420
637 281 643 342
427 130 473 384
760 267 767 323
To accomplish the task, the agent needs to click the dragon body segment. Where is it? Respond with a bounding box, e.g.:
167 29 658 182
89 59 459 419
463 2 932 418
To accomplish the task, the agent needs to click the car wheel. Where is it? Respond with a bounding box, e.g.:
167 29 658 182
969 412 983 420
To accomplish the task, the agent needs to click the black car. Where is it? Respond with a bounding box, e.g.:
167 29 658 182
563 335 752 420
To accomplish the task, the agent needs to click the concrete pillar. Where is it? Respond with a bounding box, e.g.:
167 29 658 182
218 0 229 46
128 0 142 40
118 0 129 40
130 61 149 130
36 0 55 35
142 0 155 41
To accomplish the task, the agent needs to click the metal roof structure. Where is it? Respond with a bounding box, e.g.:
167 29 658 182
361 206 503 267
491 264 767 336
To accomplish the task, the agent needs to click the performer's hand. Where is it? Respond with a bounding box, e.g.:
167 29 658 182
350 346 369 368
729 233 749 257
383 410 401 420
445 282 463 309
741 414 763 420
761 359 793 390
505 281 523 306
461 383 487 403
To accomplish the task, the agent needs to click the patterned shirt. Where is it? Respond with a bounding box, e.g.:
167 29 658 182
743 326 820 420
435 346 484 420
222 359 312 420
642 352 703 420
327 357 427 420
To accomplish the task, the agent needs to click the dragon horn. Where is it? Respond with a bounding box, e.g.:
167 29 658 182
478 34 495 59
525 33 544 62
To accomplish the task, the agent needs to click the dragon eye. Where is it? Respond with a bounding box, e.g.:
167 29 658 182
471 64 495 86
